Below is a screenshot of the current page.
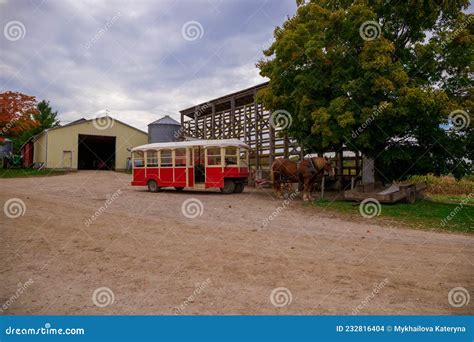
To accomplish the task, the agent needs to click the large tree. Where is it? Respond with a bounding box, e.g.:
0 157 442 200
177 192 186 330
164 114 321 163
32 100 60 134
257 0 472 180
0 91 39 143
13 100 61 150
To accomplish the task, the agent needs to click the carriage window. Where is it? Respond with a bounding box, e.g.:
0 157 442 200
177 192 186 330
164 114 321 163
146 150 158 167
175 148 187 167
225 147 238 166
207 147 221 166
160 150 172 167
133 151 144 168
239 149 248 167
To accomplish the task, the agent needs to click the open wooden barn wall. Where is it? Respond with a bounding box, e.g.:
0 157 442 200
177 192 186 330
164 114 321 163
181 89 302 176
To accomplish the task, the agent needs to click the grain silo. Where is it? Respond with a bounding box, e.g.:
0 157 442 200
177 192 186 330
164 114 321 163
148 115 181 143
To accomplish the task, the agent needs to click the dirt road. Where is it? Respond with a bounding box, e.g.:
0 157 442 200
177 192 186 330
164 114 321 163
1 171 472 315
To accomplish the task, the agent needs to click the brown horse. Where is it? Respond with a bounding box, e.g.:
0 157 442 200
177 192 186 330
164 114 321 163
272 157 335 201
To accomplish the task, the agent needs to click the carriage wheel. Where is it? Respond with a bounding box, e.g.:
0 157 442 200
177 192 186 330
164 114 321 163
220 179 235 194
234 182 245 193
147 180 160 193
175 187 184 191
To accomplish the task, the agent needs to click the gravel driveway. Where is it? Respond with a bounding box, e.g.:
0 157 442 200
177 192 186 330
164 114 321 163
1 171 472 315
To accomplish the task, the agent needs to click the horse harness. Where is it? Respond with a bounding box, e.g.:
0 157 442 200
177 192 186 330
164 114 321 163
277 158 325 183
296 158 325 181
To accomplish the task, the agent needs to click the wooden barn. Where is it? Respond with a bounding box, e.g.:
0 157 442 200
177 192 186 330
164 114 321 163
180 83 362 187
180 83 303 180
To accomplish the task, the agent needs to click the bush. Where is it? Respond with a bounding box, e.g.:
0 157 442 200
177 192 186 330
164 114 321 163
407 174 473 195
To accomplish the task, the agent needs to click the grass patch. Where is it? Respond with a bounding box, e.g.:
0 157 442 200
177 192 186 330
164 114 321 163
0 168 66 178
429 194 474 206
312 198 473 233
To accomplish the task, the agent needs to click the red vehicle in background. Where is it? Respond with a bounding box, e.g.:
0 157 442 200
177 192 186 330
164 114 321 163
131 139 249 193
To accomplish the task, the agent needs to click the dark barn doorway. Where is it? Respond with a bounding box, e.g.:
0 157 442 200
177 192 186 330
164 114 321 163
78 134 116 170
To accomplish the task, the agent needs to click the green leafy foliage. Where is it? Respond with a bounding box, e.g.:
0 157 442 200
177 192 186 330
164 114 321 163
258 0 472 181
12 100 60 150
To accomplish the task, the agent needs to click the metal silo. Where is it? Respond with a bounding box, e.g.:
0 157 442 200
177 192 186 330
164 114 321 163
148 115 181 143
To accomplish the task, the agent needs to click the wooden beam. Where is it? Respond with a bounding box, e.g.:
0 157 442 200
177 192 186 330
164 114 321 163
254 92 260 171
230 97 235 138
269 109 275 167
211 103 215 139
284 133 289 159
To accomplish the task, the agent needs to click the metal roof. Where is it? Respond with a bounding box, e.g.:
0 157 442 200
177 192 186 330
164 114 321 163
132 139 249 151
180 82 269 118
32 116 147 136
148 115 180 126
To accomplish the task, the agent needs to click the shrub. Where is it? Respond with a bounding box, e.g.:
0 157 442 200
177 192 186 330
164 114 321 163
407 174 473 195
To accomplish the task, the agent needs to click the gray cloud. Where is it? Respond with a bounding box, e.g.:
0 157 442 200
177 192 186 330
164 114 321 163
0 0 296 130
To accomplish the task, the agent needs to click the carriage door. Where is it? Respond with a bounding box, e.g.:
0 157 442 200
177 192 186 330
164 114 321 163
193 147 205 183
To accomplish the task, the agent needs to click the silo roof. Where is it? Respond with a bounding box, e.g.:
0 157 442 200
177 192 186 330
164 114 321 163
148 115 180 126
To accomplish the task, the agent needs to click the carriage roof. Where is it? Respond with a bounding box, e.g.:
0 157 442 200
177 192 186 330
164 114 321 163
132 139 249 152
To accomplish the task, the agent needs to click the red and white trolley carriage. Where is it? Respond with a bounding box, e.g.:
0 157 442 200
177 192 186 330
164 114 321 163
131 139 249 193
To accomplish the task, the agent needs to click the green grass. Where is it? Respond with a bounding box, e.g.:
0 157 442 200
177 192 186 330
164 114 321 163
0 168 66 178
429 194 474 206
312 198 473 233
463 174 474 182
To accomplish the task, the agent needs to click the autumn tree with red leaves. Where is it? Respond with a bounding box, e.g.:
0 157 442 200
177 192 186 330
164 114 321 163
0 91 39 143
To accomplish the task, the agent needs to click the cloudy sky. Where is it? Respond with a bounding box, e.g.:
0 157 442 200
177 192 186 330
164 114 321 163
1 0 296 130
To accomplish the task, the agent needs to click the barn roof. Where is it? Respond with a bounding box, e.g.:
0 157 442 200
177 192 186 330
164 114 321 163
20 116 146 150
132 139 249 151
180 82 269 119
33 116 146 137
